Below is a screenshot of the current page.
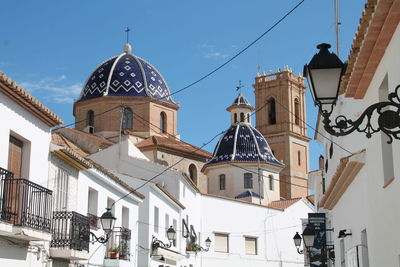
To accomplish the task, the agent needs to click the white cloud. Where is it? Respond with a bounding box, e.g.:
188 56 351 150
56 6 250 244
199 44 230 60
19 75 82 104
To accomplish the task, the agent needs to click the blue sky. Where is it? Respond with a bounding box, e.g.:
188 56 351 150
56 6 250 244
0 0 366 170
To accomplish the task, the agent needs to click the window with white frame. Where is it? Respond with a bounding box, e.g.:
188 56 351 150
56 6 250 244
214 233 229 253
88 188 99 229
165 213 170 238
54 167 69 211
154 206 159 233
173 219 177 247
122 206 129 228
245 236 257 255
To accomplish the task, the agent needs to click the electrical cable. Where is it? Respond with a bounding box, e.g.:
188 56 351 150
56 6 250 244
52 0 306 131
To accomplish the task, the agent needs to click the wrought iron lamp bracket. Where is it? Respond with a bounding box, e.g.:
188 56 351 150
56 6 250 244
151 236 172 256
90 231 110 244
321 84 400 144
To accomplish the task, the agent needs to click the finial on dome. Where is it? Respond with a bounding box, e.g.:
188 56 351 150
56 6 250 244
124 27 132 53
124 43 132 54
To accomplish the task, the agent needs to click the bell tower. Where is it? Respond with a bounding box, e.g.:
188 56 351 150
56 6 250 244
253 67 310 199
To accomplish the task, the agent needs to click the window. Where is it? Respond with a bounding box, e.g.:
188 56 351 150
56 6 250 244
268 98 276 125
294 98 300 125
122 108 133 130
165 214 170 238
54 168 69 211
247 114 250 123
188 164 197 184
269 175 274 191
122 206 129 228
240 112 245 122
107 197 115 216
154 206 159 233
234 113 238 123
219 174 226 190
361 229 370 267
8 135 23 178
160 112 167 133
298 151 301 166
88 188 99 229
245 237 257 255
87 110 94 133
173 219 177 247
340 239 345 267
244 173 253 189
214 233 229 252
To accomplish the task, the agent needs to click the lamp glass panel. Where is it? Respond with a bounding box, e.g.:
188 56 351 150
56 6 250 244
166 227 176 241
309 68 342 103
293 233 302 247
205 237 211 247
303 234 315 248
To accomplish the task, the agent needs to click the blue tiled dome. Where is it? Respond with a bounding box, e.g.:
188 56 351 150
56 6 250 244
226 93 254 111
206 123 283 166
78 45 175 104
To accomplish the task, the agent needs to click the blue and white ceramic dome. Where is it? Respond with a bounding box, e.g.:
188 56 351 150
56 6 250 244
206 124 283 166
226 93 254 112
78 44 175 104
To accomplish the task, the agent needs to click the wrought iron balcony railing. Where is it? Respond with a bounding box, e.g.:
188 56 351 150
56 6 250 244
0 167 52 232
51 211 90 252
105 227 131 260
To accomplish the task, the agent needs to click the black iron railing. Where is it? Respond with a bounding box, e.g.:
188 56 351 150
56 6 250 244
0 167 52 232
105 227 131 260
51 211 90 252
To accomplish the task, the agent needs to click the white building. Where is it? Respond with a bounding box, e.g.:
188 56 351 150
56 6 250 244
0 72 62 267
309 1 400 266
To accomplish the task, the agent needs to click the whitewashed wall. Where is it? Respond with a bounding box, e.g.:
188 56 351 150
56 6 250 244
315 23 400 267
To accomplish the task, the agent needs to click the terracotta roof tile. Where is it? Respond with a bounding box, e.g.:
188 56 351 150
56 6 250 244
55 127 114 148
136 135 212 160
267 197 302 210
51 133 89 157
0 72 63 126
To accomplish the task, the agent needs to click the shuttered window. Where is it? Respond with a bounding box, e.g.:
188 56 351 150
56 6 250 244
154 206 159 233
214 233 229 253
8 136 23 178
245 237 257 255
54 168 69 211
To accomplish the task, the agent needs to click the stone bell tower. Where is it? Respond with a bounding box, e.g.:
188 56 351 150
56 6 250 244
253 67 310 199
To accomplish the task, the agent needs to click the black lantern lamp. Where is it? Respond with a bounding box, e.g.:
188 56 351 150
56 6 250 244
305 43 400 143
302 226 316 249
205 237 212 249
293 232 303 254
90 208 117 244
194 237 212 252
151 226 177 257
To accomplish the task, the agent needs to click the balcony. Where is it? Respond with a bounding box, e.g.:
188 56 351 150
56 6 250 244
104 227 131 267
0 167 53 241
50 211 90 260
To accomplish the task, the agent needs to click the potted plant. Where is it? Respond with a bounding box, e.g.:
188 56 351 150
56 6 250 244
108 247 120 259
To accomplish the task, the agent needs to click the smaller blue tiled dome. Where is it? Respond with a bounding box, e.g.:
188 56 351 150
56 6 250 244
226 93 254 112
78 44 175 104
205 123 283 166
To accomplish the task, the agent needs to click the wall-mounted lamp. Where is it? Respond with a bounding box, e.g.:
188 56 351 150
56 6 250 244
187 237 212 253
151 226 176 257
304 43 400 143
90 208 116 244
338 229 352 238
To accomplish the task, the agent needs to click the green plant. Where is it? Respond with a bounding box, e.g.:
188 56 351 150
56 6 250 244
108 247 121 253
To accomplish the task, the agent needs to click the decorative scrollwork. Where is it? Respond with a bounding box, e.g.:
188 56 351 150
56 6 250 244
151 236 172 257
322 84 400 144
90 231 110 244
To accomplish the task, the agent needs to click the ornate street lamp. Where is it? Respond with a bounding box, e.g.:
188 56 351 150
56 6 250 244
304 43 400 143
151 226 177 257
90 208 116 244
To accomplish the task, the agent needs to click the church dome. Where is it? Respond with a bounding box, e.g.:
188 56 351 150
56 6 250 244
77 44 175 104
226 93 254 112
206 123 283 166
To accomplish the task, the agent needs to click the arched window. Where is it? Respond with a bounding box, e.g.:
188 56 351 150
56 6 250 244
247 114 250 123
244 173 253 189
234 113 238 123
268 98 276 125
294 98 300 125
122 108 133 130
87 110 94 134
188 164 197 184
298 150 301 166
160 112 167 133
240 113 245 122
269 175 274 191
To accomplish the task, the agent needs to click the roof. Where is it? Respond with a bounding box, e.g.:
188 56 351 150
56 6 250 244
136 135 212 161
51 133 145 200
78 44 175 105
0 72 63 126
202 193 282 211
226 93 254 112
340 0 400 98
155 183 186 209
205 124 283 167
267 197 302 210
235 190 263 199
